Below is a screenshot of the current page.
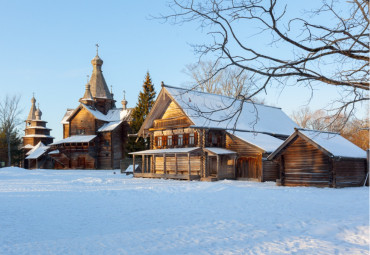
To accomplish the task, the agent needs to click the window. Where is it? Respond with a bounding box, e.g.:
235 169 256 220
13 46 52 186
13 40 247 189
167 136 172 146
77 129 85 135
178 134 183 146
189 133 195 145
212 133 218 145
157 136 162 147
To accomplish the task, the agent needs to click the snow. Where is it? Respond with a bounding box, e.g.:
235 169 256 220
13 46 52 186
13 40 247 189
98 120 122 132
25 141 45 156
48 149 60 155
51 135 96 145
299 129 367 158
125 164 139 173
165 85 298 136
22 144 34 149
60 109 74 124
25 146 49 160
22 134 54 138
204 147 237 155
231 131 285 153
0 167 368 255
130 147 201 155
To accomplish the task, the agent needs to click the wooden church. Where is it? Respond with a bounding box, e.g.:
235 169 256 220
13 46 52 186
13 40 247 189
48 50 132 169
130 84 297 181
22 95 54 169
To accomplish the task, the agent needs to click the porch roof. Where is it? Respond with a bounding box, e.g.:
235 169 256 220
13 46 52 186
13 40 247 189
51 135 97 145
204 147 237 155
129 147 201 155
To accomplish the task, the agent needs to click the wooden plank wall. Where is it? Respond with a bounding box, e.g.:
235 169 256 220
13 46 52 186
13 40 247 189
217 156 235 179
161 101 187 119
70 108 96 136
262 160 279 182
225 133 262 157
334 159 367 187
63 124 69 138
111 124 128 169
282 137 330 187
154 155 201 176
97 132 112 169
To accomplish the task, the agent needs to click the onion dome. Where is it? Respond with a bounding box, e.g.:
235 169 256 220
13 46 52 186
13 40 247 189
35 105 42 120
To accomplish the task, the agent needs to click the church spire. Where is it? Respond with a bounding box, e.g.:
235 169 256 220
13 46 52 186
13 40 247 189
27 94 37 120
88 44 112 100
121 90 127 110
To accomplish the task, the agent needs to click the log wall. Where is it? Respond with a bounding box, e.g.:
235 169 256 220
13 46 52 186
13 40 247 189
63 124 69 138
334 159 367 187
97 132 112 169
262 160 279 182
281 137 330 187
70 108 96 136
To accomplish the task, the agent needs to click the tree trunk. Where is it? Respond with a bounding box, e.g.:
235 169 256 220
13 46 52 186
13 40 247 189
6 132 11 166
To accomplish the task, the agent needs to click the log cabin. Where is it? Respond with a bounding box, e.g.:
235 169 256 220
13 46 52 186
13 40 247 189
130 84 298 181
267 128 368 187
22 95 54 169
48 52 132 169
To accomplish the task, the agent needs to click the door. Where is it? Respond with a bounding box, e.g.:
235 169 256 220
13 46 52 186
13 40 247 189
208 157 217 176
237 157 259 179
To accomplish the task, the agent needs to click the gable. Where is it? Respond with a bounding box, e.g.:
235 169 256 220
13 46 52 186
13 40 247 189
138 88 194 137
69 107 96 135
162 101 187 119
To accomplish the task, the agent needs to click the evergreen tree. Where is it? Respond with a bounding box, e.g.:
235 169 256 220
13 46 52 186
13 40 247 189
127 72 156 153
0 129 22 167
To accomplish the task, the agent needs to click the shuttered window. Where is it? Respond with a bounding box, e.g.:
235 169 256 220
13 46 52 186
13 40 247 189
178 134 183 146
168 136 172 146
189 133 195 145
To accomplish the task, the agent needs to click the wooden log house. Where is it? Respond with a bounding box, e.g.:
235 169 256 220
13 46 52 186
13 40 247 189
48 51 132 169
130 84 297 181
267 128 368 187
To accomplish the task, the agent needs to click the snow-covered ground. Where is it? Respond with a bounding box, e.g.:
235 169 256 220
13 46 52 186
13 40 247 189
0 167 368 255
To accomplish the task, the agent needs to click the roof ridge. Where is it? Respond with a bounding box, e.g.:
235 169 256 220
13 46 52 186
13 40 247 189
296 128 340 135
162 84 281 110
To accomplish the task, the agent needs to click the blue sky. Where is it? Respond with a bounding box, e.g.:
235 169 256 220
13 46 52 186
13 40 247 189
0 0 361 141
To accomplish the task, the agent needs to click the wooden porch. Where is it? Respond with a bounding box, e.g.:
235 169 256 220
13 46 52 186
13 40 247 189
134 172 200 180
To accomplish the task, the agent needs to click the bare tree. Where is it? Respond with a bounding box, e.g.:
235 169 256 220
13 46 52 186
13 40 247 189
160 0 369 124
0 95 22 166
292 106 369 149
185 61 250 96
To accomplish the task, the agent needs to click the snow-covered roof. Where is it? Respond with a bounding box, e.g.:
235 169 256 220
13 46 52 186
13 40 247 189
65 104 132 124
25 126 51 130
25 141 49 159
26 146 49 160
204 147 237 155
268 129 367 160
23 134 54 138
98 120 123 132
163 85 298 136
61 109 74 124
22 144 34 149
51 135 97 145
299 129 366 158
130 147 201 155
230 131 285 153
26 141 45 155
48 150 60 155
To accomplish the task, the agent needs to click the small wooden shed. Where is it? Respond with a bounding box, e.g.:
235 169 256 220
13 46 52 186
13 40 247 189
268 128 368 187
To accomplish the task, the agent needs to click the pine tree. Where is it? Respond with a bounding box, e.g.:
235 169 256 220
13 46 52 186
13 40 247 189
128 72 156 152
